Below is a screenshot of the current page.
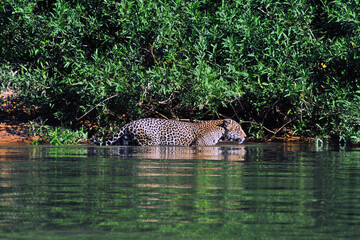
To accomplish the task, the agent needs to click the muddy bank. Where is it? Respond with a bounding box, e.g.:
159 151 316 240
0 122 35 145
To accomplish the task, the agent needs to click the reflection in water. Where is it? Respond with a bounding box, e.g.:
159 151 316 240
92 145 247 161
0 147 32 188
0 144 360 239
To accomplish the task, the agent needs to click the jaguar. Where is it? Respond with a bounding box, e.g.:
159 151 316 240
90 118 246 146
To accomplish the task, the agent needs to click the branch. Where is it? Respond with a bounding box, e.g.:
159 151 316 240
257 7 271 17
273 119 292 136
76 94 118 121
307 26 317 41
241 121 275 134
143 104 169 119
150 45 158 65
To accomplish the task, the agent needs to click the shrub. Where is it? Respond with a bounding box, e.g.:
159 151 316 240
1 0 359 142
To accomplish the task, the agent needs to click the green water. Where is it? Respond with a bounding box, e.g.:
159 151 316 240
0 144 359 239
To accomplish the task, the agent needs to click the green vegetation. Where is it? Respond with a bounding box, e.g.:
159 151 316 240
29 120 88 145
1 0 359 144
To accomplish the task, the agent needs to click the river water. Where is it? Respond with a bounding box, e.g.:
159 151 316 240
0 143 359 239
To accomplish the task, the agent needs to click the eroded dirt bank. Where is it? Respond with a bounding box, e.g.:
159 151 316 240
0 122 35 145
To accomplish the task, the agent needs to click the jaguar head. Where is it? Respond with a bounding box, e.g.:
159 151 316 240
221 119 246 144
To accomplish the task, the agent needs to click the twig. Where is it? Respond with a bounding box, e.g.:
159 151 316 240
273 119 292 136
142 104 169 119
257 7 271 17
76 94 118 121
299 11 316 41
154 110 168 119
262 126 275 134
307 27 317 41
242 119 293 136
217 112 228 119
241 121 275 134
150 45 158 65
158 91 176 104
229 102 240 121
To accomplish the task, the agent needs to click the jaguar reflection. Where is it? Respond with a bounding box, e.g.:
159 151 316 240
93 145 247 161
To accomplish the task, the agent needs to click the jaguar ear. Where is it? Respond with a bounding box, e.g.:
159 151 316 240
219 120 229 129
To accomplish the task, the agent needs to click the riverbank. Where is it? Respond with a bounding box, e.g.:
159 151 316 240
0 120 319 146
1 120 358 146
0 122 36 145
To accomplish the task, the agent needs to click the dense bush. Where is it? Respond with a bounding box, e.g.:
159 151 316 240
1 0 359 142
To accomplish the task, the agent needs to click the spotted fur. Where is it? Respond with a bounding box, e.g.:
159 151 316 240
90 118 246 146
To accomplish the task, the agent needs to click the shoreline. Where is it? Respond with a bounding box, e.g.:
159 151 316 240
0 122 36 145
0 121 357 146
